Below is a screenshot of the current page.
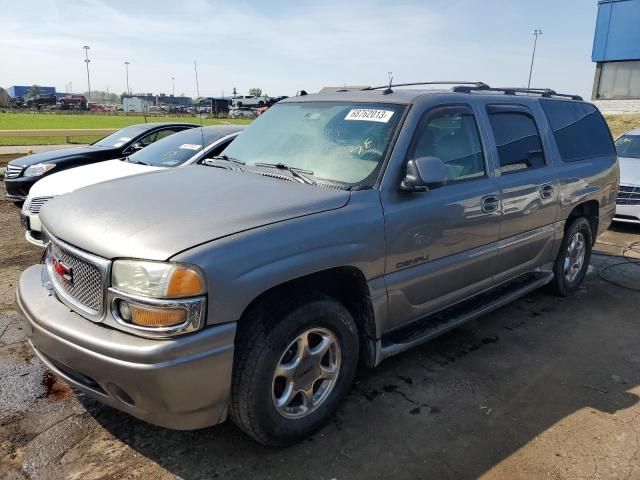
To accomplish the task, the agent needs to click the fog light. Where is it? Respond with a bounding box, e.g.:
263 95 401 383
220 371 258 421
129 304 187 328
116 299 132 322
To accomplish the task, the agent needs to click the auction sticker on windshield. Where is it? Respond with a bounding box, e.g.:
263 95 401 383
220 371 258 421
345 109 394 123
179 144 202 150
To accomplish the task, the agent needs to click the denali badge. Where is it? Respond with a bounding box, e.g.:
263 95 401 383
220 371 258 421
52 257 73 284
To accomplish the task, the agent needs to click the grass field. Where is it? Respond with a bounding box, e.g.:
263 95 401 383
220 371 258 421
0 113 252 146
0 112 638 146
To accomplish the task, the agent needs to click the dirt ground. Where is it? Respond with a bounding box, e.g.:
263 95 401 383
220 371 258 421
1 166 640 479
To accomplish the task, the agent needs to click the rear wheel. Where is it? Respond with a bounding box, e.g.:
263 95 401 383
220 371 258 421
550 217 593 296
230 294 359 446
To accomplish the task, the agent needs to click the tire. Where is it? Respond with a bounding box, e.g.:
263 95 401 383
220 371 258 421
230 294 359 446
550 216 593 296
237 101 243 107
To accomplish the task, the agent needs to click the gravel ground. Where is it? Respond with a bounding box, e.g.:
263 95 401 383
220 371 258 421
1 172 640 479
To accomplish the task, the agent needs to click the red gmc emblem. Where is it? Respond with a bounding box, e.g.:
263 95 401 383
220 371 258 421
52 257 73 284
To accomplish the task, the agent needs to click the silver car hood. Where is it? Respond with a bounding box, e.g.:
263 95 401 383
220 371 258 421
40 166 350 260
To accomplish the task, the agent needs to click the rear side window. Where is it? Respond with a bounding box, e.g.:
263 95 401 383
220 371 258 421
540 100 615 162
487 105 546 174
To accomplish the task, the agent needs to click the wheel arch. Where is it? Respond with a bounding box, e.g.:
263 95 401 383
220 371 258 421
237 266 379 367
565 200 599 244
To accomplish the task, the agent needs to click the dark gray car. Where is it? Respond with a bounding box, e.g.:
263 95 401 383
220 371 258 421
16 83 619 446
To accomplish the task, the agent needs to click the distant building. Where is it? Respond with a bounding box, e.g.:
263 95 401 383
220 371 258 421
123 97 151 113
7 85 56 98
592 0 640 113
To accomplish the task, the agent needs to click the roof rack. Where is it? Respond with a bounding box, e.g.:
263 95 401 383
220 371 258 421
452 85 583 101
365 81 490 92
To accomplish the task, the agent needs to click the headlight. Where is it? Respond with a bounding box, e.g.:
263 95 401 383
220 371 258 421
111 260 206 336
24 163 56 177
111 260 205 299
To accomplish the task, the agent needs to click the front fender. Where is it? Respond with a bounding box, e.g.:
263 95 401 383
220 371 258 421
171 190 386 326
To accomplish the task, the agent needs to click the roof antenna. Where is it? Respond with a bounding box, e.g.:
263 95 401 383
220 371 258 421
383 72 393 95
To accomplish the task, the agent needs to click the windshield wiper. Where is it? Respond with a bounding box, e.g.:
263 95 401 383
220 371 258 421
127 157 150 166
254 162 316 185
207 155 245 165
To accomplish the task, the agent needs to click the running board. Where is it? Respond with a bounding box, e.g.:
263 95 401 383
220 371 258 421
379 271 554 361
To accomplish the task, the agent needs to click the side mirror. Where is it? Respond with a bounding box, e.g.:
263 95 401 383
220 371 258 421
401 156 446 192
130 142 144 151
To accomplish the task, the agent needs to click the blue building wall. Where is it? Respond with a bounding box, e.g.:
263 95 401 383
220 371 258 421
7 85 56 98
592 0 640 62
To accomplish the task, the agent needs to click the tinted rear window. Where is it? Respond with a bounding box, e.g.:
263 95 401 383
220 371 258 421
540 100 615 162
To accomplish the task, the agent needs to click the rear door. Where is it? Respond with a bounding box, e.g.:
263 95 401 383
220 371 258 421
482 103 559 281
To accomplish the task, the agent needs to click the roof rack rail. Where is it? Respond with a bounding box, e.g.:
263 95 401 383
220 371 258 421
365 81 490 91
452 85 583 101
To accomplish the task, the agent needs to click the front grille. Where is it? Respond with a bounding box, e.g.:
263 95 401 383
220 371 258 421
4 164 23 179
617 184 640 206
26 196 54 214
45 239 107 317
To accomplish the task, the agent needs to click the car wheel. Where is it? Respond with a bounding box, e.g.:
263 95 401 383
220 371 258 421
237 102 243 107
550 217 593 296
230 294 359 446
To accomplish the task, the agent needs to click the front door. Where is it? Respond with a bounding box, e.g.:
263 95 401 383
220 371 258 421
382 105 502 332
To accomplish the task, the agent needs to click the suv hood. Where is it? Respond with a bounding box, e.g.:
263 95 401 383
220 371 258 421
40 166 350 260
10 145 111 167
619 156 640 186
29 159 164 198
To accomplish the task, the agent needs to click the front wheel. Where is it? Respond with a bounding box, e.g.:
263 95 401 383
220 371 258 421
550 217 593 296
230 295 359 446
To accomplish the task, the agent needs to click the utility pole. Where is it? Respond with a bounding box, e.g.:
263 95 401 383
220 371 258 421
171 76 175 109
527 29 543 89
83 45 91 100
124 61 130 95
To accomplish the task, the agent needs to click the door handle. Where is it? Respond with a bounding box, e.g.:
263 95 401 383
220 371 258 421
540 183 554 199
481 195 500 213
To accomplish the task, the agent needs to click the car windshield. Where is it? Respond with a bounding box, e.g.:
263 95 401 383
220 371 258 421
93 125 150 148
127 128 229 167
222 102 405 186
615 135 640 159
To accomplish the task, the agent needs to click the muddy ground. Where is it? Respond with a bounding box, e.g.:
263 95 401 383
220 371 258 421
1 163 640 479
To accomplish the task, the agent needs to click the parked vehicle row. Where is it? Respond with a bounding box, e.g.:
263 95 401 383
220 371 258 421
20 125 243 245
7 82 623 447
4 122 198 201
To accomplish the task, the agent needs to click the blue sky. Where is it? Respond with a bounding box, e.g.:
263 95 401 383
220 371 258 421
1 0 600 99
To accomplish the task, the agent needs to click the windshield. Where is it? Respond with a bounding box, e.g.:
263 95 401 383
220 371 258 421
615 135 640 159
127 128 230 167
93 125 150 148
222 102 405 186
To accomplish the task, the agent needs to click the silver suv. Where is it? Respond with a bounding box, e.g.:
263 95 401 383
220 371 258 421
17 82 619 446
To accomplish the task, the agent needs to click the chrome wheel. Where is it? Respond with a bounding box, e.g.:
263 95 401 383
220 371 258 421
272 328 341 419
564 231 586 283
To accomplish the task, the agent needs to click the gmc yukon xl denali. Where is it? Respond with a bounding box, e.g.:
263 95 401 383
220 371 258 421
17 82 619 446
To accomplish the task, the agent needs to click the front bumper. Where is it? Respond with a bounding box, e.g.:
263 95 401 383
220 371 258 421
20 212 45 246
17 264 236 430
614 204 640 225
4 176 37 200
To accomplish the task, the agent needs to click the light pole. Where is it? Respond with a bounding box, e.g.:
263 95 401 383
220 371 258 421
83 45 91 100
124 61 130 95
527 29 542 89
171 76 176 110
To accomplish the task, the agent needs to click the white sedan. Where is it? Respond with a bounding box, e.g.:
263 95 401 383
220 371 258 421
614 129 640 225
21 125 243 246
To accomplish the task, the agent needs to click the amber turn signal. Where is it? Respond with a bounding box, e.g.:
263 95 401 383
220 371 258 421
129 304 187 328
167 268 205 298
